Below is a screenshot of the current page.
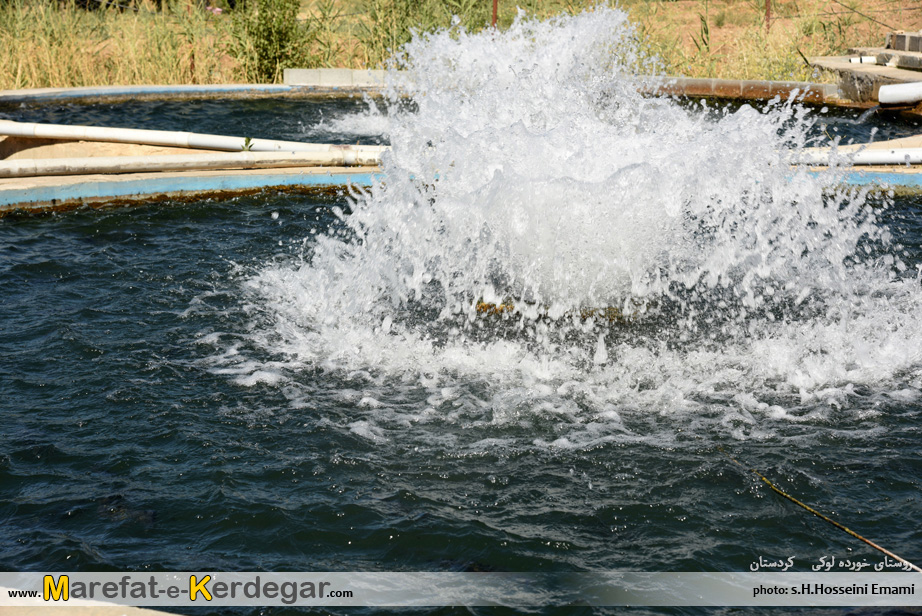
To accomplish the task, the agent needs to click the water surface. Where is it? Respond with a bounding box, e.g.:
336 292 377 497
2 8 922 615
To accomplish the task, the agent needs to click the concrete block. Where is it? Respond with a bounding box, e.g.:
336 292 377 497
767 81 815 102
283 68 354 86
799 88 827 104
819 83 841 100
711 79 743 98
648 81 684 97
638 78 713 98
878 50 922 71
689 78 714 95
882 32 922 52
283 68 321 85
284 68 387 88
353 70 386 86
318 68 355 86
739 80 773 99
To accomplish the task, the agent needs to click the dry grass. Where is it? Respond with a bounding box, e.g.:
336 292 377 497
626 0 922 81
1 0 921 90
0 0 240 89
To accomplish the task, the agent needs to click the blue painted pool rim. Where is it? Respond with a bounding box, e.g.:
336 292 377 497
0 169 384 217
0 80 917 217
5 167 922 218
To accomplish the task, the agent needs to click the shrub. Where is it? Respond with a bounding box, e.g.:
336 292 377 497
230 0 312 82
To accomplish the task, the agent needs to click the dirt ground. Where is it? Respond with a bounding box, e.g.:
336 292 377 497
305 0 922 80
621 0 922 79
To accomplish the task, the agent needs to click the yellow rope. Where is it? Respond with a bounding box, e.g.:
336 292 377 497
720 448 922 574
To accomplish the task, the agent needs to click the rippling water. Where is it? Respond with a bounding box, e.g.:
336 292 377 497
0 96 390 146
2 7 922 616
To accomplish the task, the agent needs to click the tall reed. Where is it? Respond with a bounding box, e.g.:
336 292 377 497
0 0 242 89
0 0 913 89
628 0 897 82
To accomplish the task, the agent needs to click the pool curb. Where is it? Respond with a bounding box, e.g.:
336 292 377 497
4 165 922 217
0 83 382 105
643 77 859 106
0 166 382 217
0 75 859 107
0 76 911 215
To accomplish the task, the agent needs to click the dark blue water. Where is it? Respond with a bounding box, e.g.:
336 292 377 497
2 99 922 616
0 97 389 146
1 96 920 147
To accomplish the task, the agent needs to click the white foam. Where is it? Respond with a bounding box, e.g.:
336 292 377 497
303 99 390 139
212 7 922 447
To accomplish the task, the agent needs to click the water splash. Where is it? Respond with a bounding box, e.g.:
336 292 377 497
232 7 922 442
302 98 390 139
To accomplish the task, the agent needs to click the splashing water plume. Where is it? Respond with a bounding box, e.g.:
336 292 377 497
238 8 922 443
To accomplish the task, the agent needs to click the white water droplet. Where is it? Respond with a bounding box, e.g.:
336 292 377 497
593 334 608 365
218 7 922 447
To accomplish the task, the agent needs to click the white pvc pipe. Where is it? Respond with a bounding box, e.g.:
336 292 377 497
0 119 386 154
798 146 922 166
878 82 922 105
0 150 383 178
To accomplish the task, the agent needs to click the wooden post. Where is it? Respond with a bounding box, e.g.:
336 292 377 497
765 0 771 32
492 0 497 28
